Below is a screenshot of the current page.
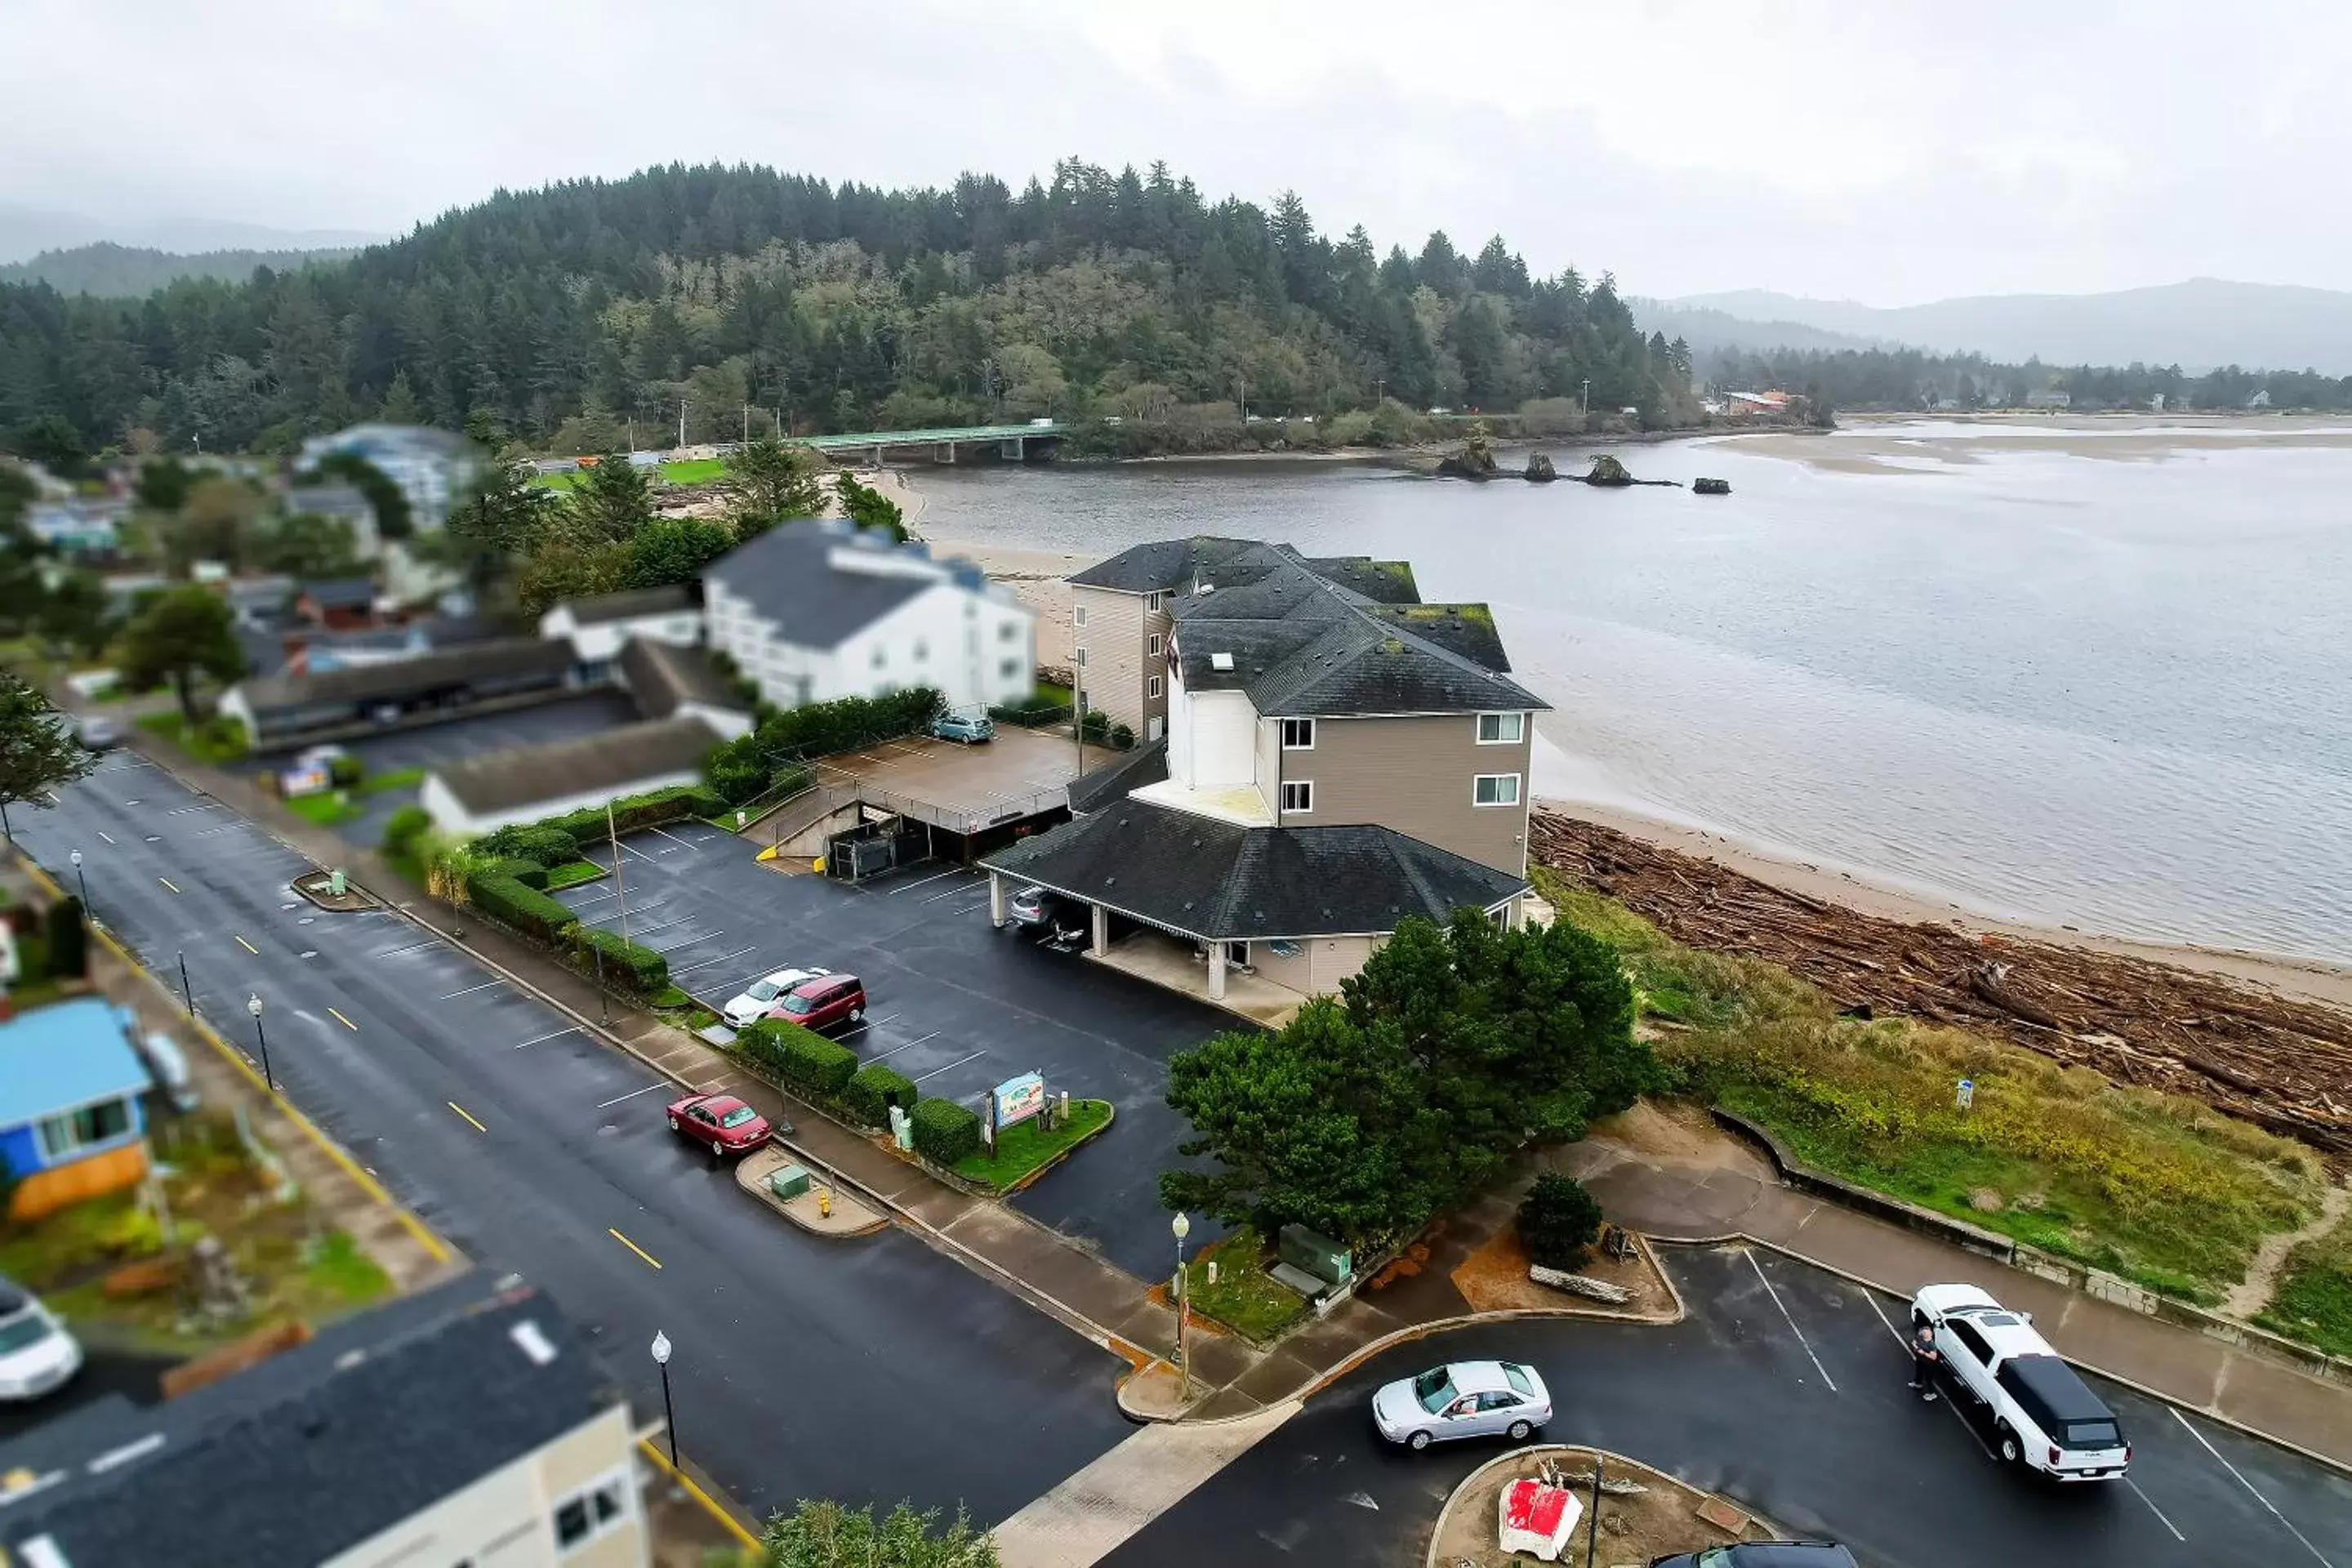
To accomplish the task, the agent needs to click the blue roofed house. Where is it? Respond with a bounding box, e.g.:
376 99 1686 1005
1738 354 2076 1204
0 998 153 1223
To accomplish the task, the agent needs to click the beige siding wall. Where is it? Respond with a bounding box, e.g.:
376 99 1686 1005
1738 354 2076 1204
1253 712 1280 803
537 1405 636 1496
1280 713 1532 874
1252 934 1378 995
1071 585 1150 734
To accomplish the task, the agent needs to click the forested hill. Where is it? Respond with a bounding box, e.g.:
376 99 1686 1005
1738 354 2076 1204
0 241 358 299
0 160 1698 457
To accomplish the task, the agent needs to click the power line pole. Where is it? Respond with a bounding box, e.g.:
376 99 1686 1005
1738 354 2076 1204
607 801 630 946
742 404 749 445
677 399 688 450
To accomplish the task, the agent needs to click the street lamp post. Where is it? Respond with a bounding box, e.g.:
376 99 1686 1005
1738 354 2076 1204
69 848 88 909
246 993 274 1093
1171 1211 1193 1399
649 1330 678 1470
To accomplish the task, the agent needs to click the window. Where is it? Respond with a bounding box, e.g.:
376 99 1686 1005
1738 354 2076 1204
1946 1319 1993 1365
1146 591 1165 612
1281 717 1315 750
1502 1363 1535 1396
1473 773 1521 808
1000 621 1018 641
1477 712 1525 744
1073 646 1087 667
1281 780 1313 813
1000 658 1020 679
38 1098 131 1160
1148 633 1163 656
1147 675 1163 698
1073 604 1089 627
550 1471 631 1554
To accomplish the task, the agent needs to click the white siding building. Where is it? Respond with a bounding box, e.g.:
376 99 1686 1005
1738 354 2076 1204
702 519 1033 715
540 585 706 670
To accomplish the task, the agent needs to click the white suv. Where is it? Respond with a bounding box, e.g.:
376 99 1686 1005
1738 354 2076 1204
1911 1283 2129 1481
721 967 830 1029
0 1280 82 1402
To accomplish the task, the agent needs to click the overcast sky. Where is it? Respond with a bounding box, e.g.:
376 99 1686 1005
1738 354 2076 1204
5 0 2344 303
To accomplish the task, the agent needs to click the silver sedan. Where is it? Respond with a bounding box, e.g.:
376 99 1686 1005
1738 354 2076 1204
1370 1359 1552 1450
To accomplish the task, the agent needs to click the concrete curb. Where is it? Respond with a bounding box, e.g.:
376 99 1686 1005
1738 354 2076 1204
1647 1234 2352 1481
1422 1444 1779 1568
733 1150 890 1239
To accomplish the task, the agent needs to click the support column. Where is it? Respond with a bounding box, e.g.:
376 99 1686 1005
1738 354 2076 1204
1208 941 1227 1000
989 871 1006 929
1090 903 1109 956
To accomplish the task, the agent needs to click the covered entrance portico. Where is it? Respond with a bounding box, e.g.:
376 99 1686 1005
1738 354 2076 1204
1086 926 1307 1027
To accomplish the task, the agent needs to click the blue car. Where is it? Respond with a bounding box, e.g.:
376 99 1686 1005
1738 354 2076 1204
932 712 996 744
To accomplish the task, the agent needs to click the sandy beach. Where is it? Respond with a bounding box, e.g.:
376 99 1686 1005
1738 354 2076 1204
1722 413 2352 474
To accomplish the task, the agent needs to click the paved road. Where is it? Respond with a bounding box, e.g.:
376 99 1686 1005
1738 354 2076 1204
16 754 1131 1526
1107 1246 2352 1568
555 824 1233 1277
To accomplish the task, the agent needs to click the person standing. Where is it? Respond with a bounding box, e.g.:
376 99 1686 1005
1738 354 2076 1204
1909 1321 1942 1401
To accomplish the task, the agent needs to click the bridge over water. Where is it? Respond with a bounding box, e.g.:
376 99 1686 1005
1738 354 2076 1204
795 420 1067 464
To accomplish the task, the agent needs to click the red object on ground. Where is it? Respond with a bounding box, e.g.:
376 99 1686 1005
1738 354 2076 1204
1504 1479 1570 1535
1498 1477 1581 1562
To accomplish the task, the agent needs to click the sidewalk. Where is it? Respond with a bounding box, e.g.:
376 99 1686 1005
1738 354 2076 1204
1561 1127 2352 1472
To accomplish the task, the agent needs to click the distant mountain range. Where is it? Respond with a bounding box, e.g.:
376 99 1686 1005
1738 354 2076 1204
0 240 361 296
0 201 380 268
1637 278 2352 376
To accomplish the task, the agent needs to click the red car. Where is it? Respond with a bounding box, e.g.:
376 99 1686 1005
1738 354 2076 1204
768 973 867 1031
666 1094 771 1160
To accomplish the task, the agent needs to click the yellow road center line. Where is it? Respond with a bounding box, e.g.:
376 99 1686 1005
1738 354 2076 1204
328 1006 359 1031
158 876 180 893
448 1101 487 1134
234 934 260 954
608 1228 663 1270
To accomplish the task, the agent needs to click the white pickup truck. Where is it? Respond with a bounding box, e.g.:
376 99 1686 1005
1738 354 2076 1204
1911 1283 2131 1481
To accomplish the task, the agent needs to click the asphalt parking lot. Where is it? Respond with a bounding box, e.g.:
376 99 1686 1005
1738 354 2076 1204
1106 1244 2352 1568
246 692 644 850
553 824 1237 1278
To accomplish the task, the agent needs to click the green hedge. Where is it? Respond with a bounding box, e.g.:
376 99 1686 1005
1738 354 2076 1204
989 693 1067 726
705 687 942 803
483 824 578 865
538 784 725 841
381 804 430 853
911 1098 982 1165
573 927 668 995
465 871 578 942
483 854 550 890
736 1020 858 1100
842 1063 917 1128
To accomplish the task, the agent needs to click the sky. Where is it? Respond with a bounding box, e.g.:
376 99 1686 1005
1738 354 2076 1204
4 0 2345 303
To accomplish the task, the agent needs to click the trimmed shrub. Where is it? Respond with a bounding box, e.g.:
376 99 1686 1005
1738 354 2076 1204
541 783 726 842
573 927 667 995
381 804 431 853
733 1019 858 1101
488 824 577 865
733 1020 795 1080
842 1063 917 1128
1109 722 1135 750
988 693 1067 726
911 1098 982 1166
483 855 550 890
43 896 87 979
1517 1173 1606 1270
327 754 364 788
465 871 578 943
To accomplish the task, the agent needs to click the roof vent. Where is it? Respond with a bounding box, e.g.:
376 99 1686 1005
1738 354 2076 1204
1198 581 1216 595
510 1320 559 1366
1210 653 1235 672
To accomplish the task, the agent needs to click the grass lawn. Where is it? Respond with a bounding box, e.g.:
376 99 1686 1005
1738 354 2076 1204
136 709 250 766
1182 1227 1310 1343
358 766 425 795
544 859 605 890
952 1098 1113 1192
283 790 361 827
528 457 730 491
2256 1214 2352 1359
1034 680 1074 707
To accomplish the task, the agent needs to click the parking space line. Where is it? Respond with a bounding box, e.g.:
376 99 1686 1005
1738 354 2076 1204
234 934 261 955
2168 1408 2333 1566
96 830 114 844
668 947 755 978
911 1049 989 1084
514 1027 581 1049
447 1101 488 1133
645 930 715 954
951 898 991 916
2126 1477 2187 1544
595 1083 668 1109
614 911 686 938
564 889 618 906
615 840 658 864
327 1007 359 1031
608 1227 663 1269
439 980 504 1000
158 876 180 893
382 939 441 957
920 880 982 905
1861 1291 1909 1347
1745 1250 1838 1392
645 826 698 850
866 1030 942 1062
889 867 965 896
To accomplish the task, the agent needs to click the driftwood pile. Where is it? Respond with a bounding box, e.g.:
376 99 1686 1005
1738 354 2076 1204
1530 813 2352 1154
1529 1263 1636 1303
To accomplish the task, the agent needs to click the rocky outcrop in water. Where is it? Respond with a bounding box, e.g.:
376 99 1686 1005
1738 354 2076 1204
1525 452 1557 482
1584 454 1634 486
1694 476 1731 495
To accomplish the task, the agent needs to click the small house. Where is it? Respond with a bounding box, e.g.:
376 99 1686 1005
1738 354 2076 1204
296 577 382 631
0 997 153 1222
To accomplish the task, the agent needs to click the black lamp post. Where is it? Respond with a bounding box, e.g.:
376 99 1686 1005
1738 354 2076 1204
247 992 274 1093
69 848 89 909
650 1330 678 1470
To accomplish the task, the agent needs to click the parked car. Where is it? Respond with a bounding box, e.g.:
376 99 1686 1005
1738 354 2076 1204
1371 1360 1550 1450
74 714 122 751
769 973 866 1031
140 1031 201 1114
931 712 996 745
1910 1282 2130 1480
0 1280 82 1402
721 966 832 1029
1650 1545 1860 1568
1005 884 1067 925
665 1094 772 1160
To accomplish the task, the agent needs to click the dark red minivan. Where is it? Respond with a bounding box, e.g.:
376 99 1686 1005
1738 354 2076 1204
769 973 866 1031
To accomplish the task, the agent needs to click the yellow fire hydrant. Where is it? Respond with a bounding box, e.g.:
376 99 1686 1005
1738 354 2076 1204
817 1184 832 1219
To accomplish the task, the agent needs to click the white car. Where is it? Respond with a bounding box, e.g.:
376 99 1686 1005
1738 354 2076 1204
0 1281 82 1402
1371 1360 1551 1450
721 967 831 1029
1911 1283 2130 1481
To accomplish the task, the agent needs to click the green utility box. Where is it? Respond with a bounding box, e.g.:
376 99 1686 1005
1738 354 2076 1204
768 1164 813 1201
1278 1223 1353 1287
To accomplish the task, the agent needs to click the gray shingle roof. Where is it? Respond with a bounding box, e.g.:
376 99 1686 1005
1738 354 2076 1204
982 798 1526 939
560 583 697 626
231 638 574 716
430 714 721 815
1066 737 1169 814
1066 537 1263 593
298 577 375 609
0 1278 623 1568
703 519 935 648
621 636 746 721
